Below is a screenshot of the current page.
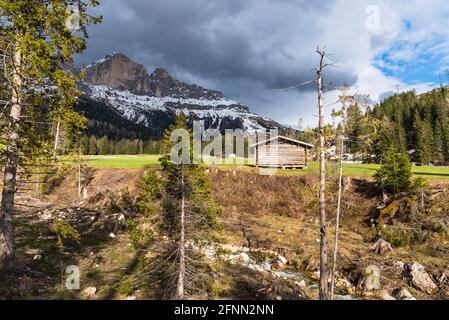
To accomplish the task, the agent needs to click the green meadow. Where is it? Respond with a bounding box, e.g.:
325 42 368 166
80 155 449 180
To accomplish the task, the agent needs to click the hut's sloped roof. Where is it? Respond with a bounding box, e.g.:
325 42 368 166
250 135 314 149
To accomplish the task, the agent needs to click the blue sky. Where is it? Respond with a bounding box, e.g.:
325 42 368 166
375 22 448 87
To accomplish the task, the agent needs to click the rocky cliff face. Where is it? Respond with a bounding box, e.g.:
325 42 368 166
85 53 152 96
79 52 284 138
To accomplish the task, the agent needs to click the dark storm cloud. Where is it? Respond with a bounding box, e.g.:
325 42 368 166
80 0 354 86
78 0 359 124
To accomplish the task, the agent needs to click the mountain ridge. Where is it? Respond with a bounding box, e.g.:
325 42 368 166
78 52 285 139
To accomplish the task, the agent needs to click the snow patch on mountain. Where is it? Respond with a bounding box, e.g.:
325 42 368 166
86 83 272 131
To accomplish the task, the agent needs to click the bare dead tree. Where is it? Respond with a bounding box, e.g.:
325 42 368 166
53 120 61 160
330 107 346 299
329 86 351 299
316 47 329 300
175 169 186 299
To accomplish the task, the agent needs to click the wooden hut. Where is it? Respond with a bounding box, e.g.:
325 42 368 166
250 136 314 169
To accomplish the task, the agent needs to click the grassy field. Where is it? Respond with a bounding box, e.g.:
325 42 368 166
81 155 449 179
84 155 162 169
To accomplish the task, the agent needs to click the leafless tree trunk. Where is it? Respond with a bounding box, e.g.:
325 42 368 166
316 48 329 300
0 48 22 268
176 169 186 299
330 130 344 300
53 120 61 160
78 163 82 198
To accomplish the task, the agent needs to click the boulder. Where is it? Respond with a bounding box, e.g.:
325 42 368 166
83 287 97 297
405 262 438 294
380 290 396 300
272 260 286 271
336 278 356 295
278 255 288 265
393 288 416 300
372 238 393 255
343 177 353 192
33 254 43 261
297 280 307 289
392 261 405 274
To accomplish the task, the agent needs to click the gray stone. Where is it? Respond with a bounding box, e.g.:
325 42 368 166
84 287 97 297
405 262 438 294
393 288 416 300
380 290 396 300
392 261 405 274
372 238 393 255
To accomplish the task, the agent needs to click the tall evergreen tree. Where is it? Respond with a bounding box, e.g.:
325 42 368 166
0 0 101 268
158 113 220 299
413 112 434 165
374 144 413 195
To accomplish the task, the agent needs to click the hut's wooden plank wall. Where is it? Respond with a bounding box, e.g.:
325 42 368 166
254 139 311 169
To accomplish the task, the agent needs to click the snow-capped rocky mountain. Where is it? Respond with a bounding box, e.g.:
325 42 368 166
78 53 283 137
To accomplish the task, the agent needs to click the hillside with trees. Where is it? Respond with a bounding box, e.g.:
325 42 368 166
369 87 449 165
283 87 449 166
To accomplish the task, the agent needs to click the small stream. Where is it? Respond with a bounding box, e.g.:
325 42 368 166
262 262 358 300
193 242 360 300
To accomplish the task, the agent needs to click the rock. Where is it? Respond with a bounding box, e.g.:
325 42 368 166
33 254 43 261
392 288 416 300
260 262 272 272
108 233 116 239
357 265 381 292
392 261 405 274
272 260 286 271
336 278 356 295
442 289 449 299
372 238 393 255
297 280 307 289
278 255 288 265
310 271 321 281
405 262 438 294
118 214 126 222
306 258 320 272
85 53 154 96
380 290 396 300
343 176 353 191
240 252 251 263
84 287 97 297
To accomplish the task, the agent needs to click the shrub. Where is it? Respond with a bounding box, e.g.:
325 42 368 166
374 144 413 194
423 221 448 234
51 220 81 248
377 224 412 247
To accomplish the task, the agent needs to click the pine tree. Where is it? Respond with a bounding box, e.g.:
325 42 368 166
374 144 413 195
157 113 220 299
88 136 98 155
0 0 101 267
414 113 434 165
97 136 110 155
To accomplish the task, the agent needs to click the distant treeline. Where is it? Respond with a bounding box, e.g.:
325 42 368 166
368 87 449 165
75 135 161 155
281 87 449 165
